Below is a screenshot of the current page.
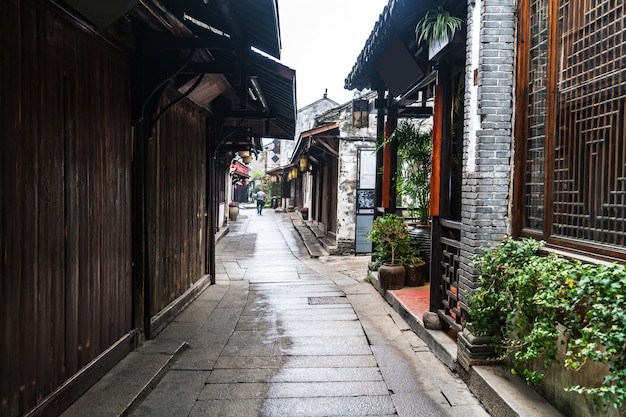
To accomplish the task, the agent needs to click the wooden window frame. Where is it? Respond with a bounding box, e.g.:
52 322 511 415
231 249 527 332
514 0 626 262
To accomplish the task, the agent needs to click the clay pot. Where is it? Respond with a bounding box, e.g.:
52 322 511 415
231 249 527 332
228 206 239 221
404 260 428 286
378 263 405 290
408 224 431 265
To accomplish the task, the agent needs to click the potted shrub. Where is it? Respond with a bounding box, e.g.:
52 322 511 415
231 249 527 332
300 207 309 220
400 251 428 287
228 201 239 221
368 214 410 290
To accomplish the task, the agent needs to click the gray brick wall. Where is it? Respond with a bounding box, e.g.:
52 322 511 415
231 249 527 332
460 0 517 300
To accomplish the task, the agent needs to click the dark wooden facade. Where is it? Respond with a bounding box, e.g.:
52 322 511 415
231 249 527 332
147 90 209 327
1 0 295 416
1 2 134 416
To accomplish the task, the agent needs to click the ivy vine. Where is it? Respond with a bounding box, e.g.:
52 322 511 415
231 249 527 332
468 238 626 410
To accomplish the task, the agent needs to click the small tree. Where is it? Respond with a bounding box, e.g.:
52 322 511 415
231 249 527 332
368 214 410 265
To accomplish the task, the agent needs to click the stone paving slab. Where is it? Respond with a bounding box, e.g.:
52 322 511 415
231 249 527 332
213 354 379 370
188 398 265 417
61 211 491 417
260 396 396 417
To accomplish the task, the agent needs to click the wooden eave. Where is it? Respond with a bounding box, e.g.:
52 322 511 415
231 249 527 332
128 0 296 153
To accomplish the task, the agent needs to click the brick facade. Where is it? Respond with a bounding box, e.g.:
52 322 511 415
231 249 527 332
459 0 517 299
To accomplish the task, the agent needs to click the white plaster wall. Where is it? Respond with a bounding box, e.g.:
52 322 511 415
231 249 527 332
333 98 378 252
465 0 482 173
301 171 312 212
337 140 359 242
218 203 226 228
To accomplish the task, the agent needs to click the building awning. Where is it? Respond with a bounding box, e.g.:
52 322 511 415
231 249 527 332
217 51 296 150
230 160 250 179
300 123 340 139
167 0 282 59
128 1 296 156
266 166 285 176
71 0 283 59
289 123 340 165
344 0 436 93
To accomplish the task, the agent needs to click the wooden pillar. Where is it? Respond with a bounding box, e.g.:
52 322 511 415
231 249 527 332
386 105 398 213
206 117 217 284
374 88 386 216
381 103 398 213
430 78 446 311
430 84 443 218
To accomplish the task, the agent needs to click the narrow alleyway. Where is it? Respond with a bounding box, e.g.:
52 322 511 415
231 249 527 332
62 208 489 417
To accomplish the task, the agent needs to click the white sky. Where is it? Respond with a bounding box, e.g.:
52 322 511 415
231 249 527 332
277 0 389 109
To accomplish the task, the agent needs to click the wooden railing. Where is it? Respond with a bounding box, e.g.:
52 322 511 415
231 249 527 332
433 218 464 331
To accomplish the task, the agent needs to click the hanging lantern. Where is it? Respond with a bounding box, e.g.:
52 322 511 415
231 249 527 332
238 150 250 158
299 154 308 172
291 167 298 180
270 175 278 183
242 155 252 164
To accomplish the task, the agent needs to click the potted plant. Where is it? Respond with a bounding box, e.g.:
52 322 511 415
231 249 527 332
400 250 428 287
368 214 410 290
415 6 464 60
300 207 309 220
389 121 432 224
228 201 239 221
387 120 432 264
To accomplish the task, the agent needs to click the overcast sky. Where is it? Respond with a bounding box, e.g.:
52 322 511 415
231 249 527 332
277 0 389 109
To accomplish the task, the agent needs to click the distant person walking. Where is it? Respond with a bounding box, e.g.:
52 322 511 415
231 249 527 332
256 190 266 215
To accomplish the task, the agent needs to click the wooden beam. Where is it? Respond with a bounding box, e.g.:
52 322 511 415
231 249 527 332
179 61 235 75
312 137 339 158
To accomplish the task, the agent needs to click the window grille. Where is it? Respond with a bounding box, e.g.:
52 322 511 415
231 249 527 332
521 0 626 256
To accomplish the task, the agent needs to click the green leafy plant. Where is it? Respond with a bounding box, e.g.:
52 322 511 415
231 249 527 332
399 250 422 266
368 214 410 265
384 120 432 225
468 237 626 411
565 263 626 409
415 6 464 47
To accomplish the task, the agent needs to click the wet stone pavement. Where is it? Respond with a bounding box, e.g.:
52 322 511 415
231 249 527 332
65 208 490 417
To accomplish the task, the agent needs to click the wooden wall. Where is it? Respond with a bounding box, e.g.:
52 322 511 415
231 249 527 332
1 1 133 416
147 90 208 319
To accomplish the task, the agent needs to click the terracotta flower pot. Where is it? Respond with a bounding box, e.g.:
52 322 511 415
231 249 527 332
378 263 405 290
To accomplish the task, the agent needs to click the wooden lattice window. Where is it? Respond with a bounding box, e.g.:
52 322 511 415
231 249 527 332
518 0 626 259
